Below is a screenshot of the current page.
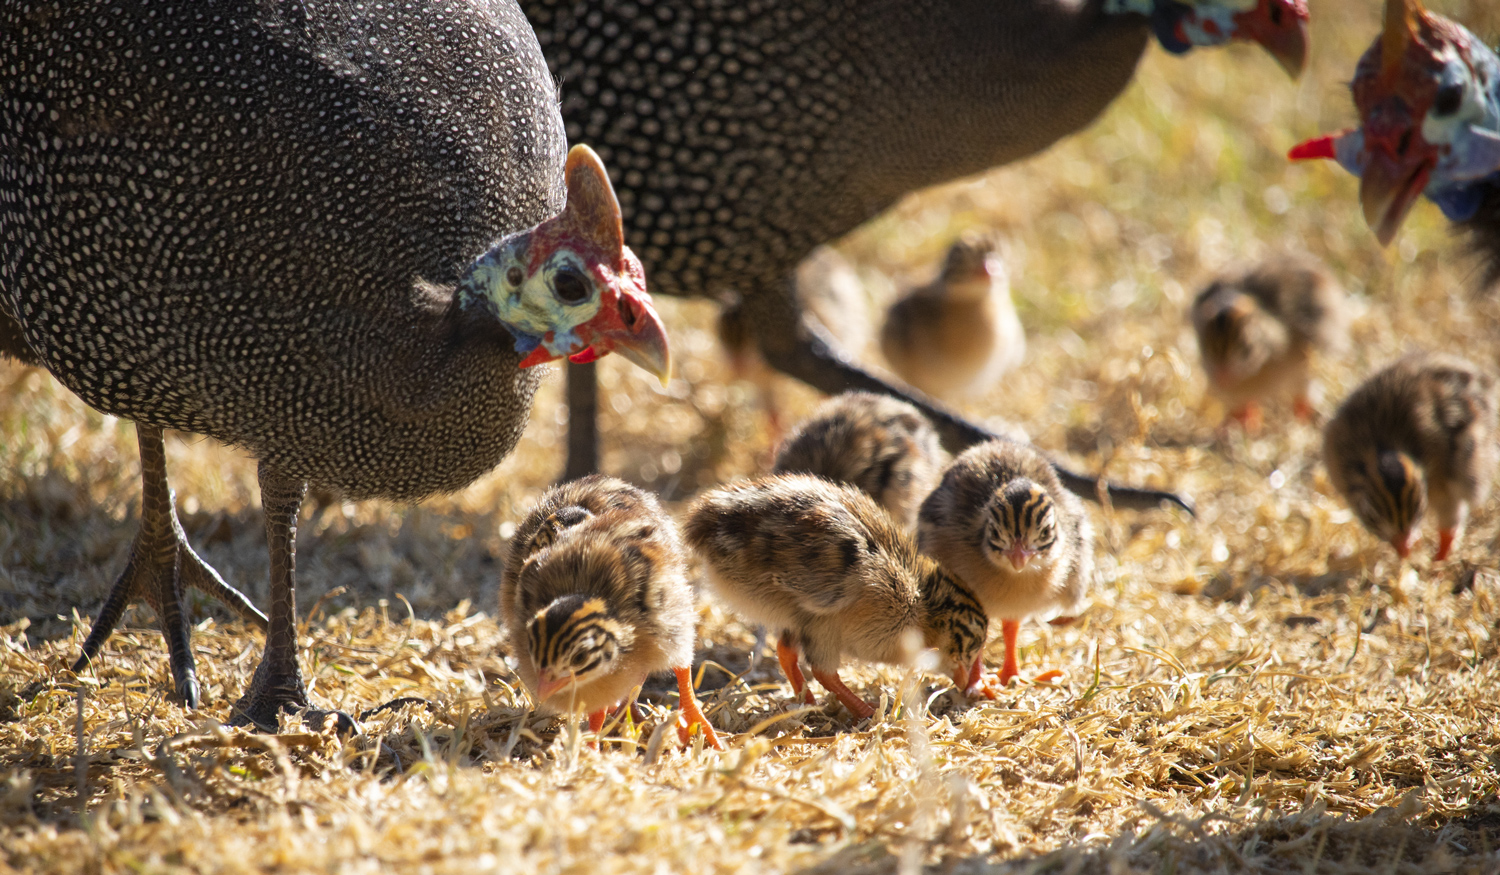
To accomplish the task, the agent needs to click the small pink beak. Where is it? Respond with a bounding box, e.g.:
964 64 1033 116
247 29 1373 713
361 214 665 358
1391 530 1416 559
535 672 573 703
1006 547 1034 570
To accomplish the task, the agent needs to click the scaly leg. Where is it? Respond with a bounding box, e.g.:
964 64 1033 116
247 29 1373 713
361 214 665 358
71 424 267 707
997 618 1022 687
776 630 815 705
229 463 352 734
673 666 723 750
809 668 874 720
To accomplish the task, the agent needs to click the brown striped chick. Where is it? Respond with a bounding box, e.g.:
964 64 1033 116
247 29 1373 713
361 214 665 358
684 475 988 720
500 475 721 749
1192 256 1348 431
773 391 945 531
1324 353 1498 562
879 234 1024 402
917 440 1092 691
717 246 870 438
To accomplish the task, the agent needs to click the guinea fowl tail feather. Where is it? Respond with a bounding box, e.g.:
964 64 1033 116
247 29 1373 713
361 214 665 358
779 315 1195 516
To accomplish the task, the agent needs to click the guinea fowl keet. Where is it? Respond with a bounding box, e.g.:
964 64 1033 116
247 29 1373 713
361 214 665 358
773 392 946 532
918 441 1094 690
1323 353 1498 562
526 0 1306 511
501 476 721 749
685 475 989 720
1 0 669 730
1191 256 1349 430
880 236 1026 403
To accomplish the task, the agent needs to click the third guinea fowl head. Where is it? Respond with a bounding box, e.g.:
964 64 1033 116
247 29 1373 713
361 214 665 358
1109 0 1309 77
1340 446 1426 558
1194 287 1285 390
461 144 671 384
979 479 1059 573
1289 0 1500 245
525 593 635 706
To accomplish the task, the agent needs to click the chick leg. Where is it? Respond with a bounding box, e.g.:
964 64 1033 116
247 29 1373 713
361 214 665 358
588 708 608 734
776 631 816 705
809 668 874 721
997 618 1022 687
1436 528 1458 562
673 666 724 750
72 424 268 707
1228 402 1263 433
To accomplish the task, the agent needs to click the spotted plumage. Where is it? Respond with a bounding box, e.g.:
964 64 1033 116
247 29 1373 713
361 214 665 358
1 0 666 730
1192 255 1348 429
1324 352 1498 561
502 475 721 747
918 440 1093 688
684 474 988 720
522 0 1303 512
880 235 1026 402
772 392 945 531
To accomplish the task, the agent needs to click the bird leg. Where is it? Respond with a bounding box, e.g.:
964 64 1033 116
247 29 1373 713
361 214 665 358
563 361 599 481
1436 528 1458 562
997 618 1022 687
71 424 268 708
230 464 353 734
776 630 816 705
1293 396 1315 422
809 668 874 721
1228 402 1264 433
673 666 724 750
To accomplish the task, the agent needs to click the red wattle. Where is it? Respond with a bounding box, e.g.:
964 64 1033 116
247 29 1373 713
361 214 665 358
1288 135 1337 161
518 346 553 369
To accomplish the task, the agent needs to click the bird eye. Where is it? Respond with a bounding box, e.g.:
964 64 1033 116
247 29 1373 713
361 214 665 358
1434 82 1464 117
553 267 591 305
506 266 524 287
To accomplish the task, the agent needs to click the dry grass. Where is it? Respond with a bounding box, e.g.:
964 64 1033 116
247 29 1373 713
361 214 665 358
5 2 1500 871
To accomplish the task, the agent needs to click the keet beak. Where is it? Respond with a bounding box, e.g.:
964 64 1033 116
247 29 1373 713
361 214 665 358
1391 530 1416 559
1359 143 1435 246
535 671 574 703
1237 0 1310 78
1006 547 1034 570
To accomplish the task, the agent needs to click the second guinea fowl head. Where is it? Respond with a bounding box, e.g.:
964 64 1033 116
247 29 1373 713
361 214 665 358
1194 287 1288 390
525 593 636 707
1107 0 1309 77
1334 446 1426 558
461 144 671 384
1290 0 1500 245
980 479 1059 573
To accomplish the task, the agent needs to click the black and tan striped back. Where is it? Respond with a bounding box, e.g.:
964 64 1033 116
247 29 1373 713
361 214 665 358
981 479 1058 559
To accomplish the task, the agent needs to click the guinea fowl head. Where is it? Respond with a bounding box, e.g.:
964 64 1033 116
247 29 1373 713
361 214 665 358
463 144 671 384
1193 286 1282 390
1289 0 1500 245
1111 0 1309 77
525 593 633 708
1332 444 1426 558
979 479 1060 573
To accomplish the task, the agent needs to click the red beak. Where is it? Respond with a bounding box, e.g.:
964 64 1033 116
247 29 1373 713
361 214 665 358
1236 0 1310 78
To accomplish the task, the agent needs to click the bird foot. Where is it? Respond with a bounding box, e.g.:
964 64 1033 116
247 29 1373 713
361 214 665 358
1228 403 1264 433
1436 529 1458 562
1293 396 1316 423
228 658 356 736
810 668 874 721
73 506 267 709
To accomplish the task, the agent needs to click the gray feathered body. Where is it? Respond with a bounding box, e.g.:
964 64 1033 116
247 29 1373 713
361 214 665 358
1 0 565 500
918 441 1092 621
773 392 945 531
501 476 697 714
683 474 987 679
522 0 1147 302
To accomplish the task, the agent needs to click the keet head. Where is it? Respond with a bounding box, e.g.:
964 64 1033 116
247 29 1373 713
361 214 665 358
1340 447 1426 558
463 145 671 384
920 570 989 693
939 235 1004 288
524 594 630 707
1194 290 1277 389
1289 0 1500 245
980 479 1059 572
1116 0 1309 77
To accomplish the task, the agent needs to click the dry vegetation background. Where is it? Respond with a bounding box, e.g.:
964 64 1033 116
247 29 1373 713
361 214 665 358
5 1 1500 872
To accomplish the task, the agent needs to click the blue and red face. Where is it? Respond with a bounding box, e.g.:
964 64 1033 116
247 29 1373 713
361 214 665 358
1290 0 1500 245
1108 0 1310 76
465 145 671 384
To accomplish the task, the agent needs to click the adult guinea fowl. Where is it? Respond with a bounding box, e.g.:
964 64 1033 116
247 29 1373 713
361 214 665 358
526 0 1310 509
1 0 670 732
1291 0 1500 285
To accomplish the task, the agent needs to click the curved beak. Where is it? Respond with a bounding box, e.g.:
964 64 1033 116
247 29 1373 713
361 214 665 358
1237 0 1310 79
580 276 672 386
1359 147 1434 246
535 671 573 703
1005 547 1034 570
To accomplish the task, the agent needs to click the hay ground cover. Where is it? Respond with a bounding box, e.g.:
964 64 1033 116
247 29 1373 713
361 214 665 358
4 1 1500 871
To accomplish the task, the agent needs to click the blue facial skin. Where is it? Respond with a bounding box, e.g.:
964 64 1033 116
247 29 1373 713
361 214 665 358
1102 0 1242 54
